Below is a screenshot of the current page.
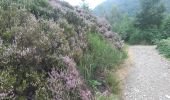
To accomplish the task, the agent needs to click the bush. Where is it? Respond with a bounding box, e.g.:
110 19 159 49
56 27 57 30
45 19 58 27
112 15 135 42
0 1 86 99
161 15 170 38
0 0 126 99
128 28 163 44
0 0 54 19
157 38 170 58
128 29 142 44
0 6 71 99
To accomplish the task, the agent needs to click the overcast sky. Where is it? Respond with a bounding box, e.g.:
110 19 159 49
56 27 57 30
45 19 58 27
63 0 106 9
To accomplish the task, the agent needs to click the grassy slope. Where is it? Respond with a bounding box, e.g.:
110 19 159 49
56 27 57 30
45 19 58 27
78 33 127 99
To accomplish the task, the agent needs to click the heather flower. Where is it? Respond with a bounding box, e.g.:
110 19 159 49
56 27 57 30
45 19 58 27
80 89 92 100
0 0 123 99
0 93 8 99
48 56 92 100
0 90 14 99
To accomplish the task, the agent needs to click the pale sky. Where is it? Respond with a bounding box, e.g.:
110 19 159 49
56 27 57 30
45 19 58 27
63 0 106 9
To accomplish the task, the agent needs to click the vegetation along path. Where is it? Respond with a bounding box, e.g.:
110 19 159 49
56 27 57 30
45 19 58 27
123 46 170 100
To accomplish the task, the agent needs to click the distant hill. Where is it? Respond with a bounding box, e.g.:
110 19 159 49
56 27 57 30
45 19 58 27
93 0 170 17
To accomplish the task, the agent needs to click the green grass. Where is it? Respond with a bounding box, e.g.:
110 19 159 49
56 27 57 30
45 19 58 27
105 71 120 94
157 38 170 58
95 92 118 100
78 33 127 91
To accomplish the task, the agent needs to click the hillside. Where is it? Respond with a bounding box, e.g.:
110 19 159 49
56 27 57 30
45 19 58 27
93 0 170 17
0 0 126 99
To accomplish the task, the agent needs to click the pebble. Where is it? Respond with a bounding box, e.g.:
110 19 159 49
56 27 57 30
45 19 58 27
165 95 170 99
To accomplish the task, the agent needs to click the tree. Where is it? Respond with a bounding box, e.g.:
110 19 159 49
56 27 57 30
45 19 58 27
162 14 170 38
135 0 165 29
81 0 89 11
106 5 121 24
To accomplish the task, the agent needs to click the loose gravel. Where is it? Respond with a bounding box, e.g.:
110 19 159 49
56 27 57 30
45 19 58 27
123 46 170 100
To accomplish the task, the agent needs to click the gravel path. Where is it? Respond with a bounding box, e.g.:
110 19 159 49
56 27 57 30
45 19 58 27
123 46 170 100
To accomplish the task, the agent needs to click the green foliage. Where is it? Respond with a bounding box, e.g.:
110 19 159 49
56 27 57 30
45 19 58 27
129 29 164 44
135 0 165 29
0 4 71 99
87 34 124 69
27 0 53 19
125 0 166 44
0 0 126 99
157 38 170 58
65 11 84 27
78 33 127 89
129 0 167 44
95 92 118 100
94 0 170 17
0 70 16 92
0 1 88 99
58 1 74 9
0 0 54 19
105 5 121 24
161 14 170 38
89 80 102 89
104 5 134 41
80 0 90 11
112 15 135 41
93 0 140 17
94 0 170 44
106 71 120 94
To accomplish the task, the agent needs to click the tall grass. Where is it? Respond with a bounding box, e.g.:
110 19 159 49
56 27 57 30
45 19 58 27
95 92 118 100
78 33 127 89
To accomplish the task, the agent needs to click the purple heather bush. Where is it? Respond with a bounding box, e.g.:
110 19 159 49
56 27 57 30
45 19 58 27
0 0 125 99
48 56 92 100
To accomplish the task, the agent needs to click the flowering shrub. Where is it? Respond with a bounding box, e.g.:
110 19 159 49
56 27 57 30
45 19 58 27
0 5 71 99
48 56 92 100
0 0 125 99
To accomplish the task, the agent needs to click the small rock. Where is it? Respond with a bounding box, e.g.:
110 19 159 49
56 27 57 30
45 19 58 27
134 88 140 93
165 95 170 99
163 73 168 77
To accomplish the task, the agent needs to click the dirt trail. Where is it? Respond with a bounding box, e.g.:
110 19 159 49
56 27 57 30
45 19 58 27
123 46 170 100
